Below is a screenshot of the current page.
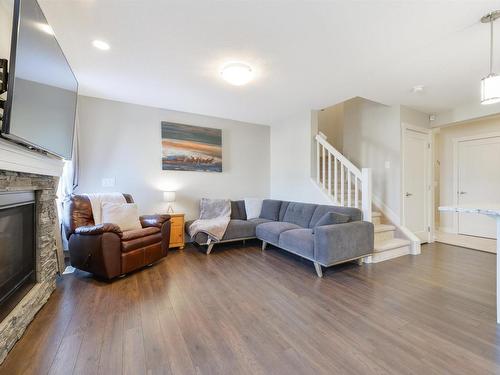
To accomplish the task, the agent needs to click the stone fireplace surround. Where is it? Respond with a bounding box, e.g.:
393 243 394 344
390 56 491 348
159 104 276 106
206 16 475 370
0 170 60 363
0 140 64 364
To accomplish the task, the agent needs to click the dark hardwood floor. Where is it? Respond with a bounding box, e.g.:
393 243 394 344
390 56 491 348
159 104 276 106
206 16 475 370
0 241 498 374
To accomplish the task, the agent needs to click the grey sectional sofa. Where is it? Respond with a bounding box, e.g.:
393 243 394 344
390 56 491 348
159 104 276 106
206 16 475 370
185 199 374 277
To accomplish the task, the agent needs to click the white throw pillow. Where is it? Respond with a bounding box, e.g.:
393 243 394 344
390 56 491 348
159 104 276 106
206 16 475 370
101 202 142 231
244 198 263 220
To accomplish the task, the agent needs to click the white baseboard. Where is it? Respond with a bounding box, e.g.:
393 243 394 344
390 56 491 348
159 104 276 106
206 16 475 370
438 226 456 234
371 196 421 255
365 245 411 263
371 194 400 225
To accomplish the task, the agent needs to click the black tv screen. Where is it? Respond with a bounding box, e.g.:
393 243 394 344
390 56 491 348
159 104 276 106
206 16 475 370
2 0 77 159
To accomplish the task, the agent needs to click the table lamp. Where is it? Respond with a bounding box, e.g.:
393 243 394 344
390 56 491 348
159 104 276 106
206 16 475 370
163 191 176 213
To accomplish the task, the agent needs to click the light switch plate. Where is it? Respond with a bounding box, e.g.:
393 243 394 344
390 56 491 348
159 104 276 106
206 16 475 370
384 161 391 169
102 177 116 187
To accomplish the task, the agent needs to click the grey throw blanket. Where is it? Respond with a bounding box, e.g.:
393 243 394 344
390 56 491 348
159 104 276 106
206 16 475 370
188 198 231 242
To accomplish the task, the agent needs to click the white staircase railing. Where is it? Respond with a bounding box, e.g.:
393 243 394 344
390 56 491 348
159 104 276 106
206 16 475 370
315 133 372 222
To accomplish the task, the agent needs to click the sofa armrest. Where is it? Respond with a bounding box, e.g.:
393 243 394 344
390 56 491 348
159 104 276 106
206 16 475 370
140 214 171 228
313 221 374 266
74 223 123 238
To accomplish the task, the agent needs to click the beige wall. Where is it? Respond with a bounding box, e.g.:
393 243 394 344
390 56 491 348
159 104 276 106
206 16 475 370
76 96 270 220
342 97 403 219
318 103 344 151
437 114 500 231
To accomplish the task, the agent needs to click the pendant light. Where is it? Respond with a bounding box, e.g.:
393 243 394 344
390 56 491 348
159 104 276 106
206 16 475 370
481 11 500 105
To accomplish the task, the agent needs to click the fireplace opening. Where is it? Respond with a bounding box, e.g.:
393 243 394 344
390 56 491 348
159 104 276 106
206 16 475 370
0 191 36 321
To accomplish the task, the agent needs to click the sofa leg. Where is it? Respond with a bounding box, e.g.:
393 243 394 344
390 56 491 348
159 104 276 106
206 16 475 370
206 243 214 255
314 262 323 278
261 241 267 251
356 258 363 266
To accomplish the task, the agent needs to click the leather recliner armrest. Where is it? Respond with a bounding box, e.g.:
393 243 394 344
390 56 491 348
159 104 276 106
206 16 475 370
74 223 123 238
140 214 171 228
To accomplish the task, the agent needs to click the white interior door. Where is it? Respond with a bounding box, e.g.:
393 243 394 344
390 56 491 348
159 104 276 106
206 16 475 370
404 128 430 243
457 136 500 239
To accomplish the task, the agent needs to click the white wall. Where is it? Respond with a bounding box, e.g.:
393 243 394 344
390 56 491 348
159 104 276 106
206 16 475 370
432 101 500 128
437 114 500 231
0 0 12 61
401 105 430 129
343 97 402 219
0 0 13 106
270 98 430 222
270 110 330 204
76 96 270 220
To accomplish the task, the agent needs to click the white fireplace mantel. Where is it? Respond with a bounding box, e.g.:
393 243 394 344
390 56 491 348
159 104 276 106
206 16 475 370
0 138 64 177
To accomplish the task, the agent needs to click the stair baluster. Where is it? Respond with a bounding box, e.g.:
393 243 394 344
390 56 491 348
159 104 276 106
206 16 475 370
314 134 372 222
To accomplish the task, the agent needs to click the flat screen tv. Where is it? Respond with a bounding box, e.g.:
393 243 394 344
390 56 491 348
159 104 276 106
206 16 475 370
1 0 77 159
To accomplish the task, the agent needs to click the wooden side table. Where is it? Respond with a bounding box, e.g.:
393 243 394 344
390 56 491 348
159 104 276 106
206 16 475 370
169 213 185 249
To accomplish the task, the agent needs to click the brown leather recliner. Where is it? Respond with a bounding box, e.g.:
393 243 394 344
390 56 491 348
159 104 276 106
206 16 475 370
63 193 171 279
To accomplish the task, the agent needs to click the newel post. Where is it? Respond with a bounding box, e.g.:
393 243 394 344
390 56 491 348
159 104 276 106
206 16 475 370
361 168 372 222
316 139 320 185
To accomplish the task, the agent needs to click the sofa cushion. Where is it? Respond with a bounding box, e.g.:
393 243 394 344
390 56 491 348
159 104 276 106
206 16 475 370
102 202 142 231
248 218 273 226
282 202 318 228
121 232 162 253
312 212 350 233
309 205 362 228
278 229 314 259
122 227 160 241
259 199 282 221
256 221 302 244
223 219 258 240
185 218 269 244
231 200 247 220
278 201 290 221
244 198 263 219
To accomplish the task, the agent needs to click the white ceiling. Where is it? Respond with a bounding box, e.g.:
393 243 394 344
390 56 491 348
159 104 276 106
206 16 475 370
39 0 500 125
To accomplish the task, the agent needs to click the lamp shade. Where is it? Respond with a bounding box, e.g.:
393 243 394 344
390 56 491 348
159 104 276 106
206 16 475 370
163 191 176 202
481 73 500 105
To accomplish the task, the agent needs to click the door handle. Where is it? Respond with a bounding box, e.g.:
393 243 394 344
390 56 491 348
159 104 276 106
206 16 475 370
459 191 467 195
405 192 412 197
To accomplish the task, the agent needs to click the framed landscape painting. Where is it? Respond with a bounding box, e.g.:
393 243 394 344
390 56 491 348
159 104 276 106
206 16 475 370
161 122 222 172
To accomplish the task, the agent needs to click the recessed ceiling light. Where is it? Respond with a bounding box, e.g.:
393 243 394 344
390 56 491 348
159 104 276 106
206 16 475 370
92 40 110 51
412 85 425 93
38 23 54 36
220 62 253 86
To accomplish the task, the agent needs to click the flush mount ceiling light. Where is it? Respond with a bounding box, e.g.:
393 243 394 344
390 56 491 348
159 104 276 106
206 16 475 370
220 62 253 86
481 11 500 105
92 40 110 51
412 85 425 93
